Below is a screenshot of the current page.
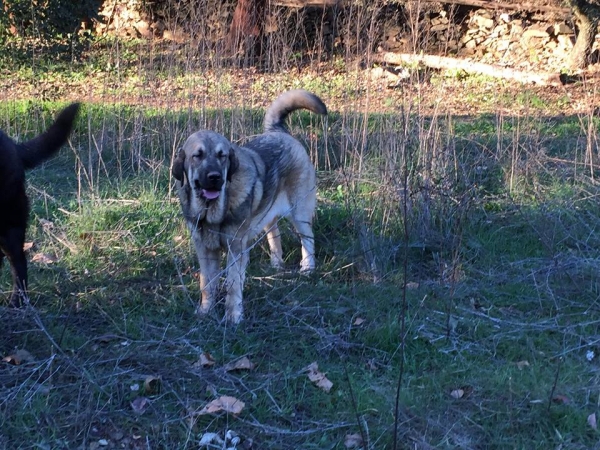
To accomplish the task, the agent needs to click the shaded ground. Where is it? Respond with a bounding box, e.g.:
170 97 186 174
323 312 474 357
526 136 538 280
3 45 600 449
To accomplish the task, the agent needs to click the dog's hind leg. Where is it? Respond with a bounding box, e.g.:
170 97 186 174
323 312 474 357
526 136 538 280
264 219 284 269
0 227 28 307
291 217 315 273
290 195 316 272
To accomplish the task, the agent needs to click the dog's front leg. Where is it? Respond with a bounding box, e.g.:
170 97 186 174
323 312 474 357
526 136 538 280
224 237 249 324
193 237 221 315
1 227 28 306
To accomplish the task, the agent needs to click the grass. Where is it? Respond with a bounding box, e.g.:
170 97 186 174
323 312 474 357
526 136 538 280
3 61 600 450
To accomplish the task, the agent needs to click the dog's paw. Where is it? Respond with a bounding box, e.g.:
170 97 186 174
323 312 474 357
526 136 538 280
299 265 315 274
225 308 243 325
270 255 285 270
196 303 212 316
9 295 22 308
9 290 27 308
299 256 316 273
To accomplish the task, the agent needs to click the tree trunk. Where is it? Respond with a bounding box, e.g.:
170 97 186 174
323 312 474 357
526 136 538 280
225 0 266 56
566 0 600 70
377 52 562 86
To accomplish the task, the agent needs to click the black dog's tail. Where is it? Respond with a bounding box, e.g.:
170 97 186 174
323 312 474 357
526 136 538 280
263 90 327 134
19 103 80 170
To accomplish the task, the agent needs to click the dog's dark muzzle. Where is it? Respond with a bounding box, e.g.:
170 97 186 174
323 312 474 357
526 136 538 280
193 170 224 200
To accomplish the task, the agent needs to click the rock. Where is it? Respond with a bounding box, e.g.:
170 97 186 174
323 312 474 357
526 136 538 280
431 24 449 32
472 15 494 30
557 34 574 50
554 23 573 35
464 39 477 50
134 20 152 38
522 28 550 45
491 24 509 38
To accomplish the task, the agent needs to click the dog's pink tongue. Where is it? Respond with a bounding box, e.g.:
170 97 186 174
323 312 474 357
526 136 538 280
202 190 220 200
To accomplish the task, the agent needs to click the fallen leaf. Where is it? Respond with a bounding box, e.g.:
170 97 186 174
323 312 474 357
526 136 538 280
143 375 161 395
552 394 570 405
450 388 464 399
197 396 245 415
516 360 530 370
450 385 473 399
224 356 255 372
199 432 224 446
406 281 419 289
131 396 150 414
344 433 364 449
304 362 333 393
23 242 34 251
353 317 365 326
225 429 240 446
588 412 597 430
39 218 54 229
31 253 57 264
2 349 34 365
193 352 216 368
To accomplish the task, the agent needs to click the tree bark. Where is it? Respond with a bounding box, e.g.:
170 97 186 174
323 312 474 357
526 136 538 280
225 0 267 55
566 0 600 70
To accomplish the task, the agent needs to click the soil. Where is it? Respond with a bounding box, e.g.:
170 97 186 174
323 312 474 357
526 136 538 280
3 63 600 118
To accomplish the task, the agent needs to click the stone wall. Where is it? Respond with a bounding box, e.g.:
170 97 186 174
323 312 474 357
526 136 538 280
381 5 590 71
94 1 598 71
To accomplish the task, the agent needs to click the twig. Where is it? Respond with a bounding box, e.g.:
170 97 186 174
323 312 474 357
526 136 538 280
24 299 110 397
237 416 353 435
344 365 369 449
547 357 563 412
393 112 411 450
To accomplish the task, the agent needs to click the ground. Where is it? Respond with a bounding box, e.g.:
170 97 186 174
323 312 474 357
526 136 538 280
2 40 600 449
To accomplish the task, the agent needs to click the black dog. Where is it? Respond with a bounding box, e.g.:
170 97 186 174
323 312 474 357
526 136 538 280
0 103 80 306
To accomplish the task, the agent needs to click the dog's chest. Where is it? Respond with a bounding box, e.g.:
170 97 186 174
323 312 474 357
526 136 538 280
187 221 222 250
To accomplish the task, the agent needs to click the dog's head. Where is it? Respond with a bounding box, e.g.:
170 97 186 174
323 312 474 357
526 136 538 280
173 131 239 195
172 131 239 223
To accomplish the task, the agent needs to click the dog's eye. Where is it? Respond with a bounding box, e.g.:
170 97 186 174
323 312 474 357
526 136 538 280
217 150 226 159
193 150 204 159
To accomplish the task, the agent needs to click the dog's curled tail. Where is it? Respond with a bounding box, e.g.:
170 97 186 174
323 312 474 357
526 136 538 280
20 103 81 170
263 90 327 134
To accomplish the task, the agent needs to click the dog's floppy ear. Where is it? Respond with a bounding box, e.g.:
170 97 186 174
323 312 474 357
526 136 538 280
227 146 239 181
172 148 186 182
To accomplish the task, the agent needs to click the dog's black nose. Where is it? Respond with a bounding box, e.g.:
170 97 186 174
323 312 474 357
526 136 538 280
207 172 222 182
